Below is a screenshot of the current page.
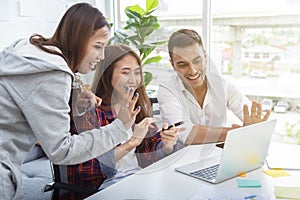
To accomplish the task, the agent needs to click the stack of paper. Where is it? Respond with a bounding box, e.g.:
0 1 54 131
273 176 300 199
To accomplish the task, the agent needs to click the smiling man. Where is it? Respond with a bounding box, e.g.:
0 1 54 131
157 29 270 145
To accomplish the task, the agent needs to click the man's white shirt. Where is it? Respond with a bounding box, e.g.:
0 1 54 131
157 72 251 143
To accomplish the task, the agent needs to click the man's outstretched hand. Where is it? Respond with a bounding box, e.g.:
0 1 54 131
243 101 271 126
232 101 271 128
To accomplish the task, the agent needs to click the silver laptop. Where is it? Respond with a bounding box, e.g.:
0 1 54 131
175 119 277 184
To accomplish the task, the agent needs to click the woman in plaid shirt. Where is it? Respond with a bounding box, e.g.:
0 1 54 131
63 44 184 199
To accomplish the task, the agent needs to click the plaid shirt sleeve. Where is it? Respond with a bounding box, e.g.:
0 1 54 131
135 123 162 168
135 123 185 168
65 108 113 200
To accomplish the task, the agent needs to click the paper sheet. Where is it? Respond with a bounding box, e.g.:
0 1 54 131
190 185 267 200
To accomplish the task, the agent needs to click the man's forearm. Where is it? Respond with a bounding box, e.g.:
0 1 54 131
185 125 232 145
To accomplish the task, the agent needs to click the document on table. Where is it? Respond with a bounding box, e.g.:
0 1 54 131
190 185 268 200
266 142 300 170
273 176 300 199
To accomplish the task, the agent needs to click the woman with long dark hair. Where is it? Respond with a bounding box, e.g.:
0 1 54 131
67 44 183 199
0 3 138 199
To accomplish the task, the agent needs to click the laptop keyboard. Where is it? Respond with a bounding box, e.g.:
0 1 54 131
190 164 219 181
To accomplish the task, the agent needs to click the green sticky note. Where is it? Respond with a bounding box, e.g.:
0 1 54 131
237 179 262 188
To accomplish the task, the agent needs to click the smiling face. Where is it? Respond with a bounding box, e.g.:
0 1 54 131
111 54 142 100
78 26 110 74
170 42 206 90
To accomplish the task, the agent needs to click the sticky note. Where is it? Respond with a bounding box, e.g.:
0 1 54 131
237 172 247 177
237 179 262 188
263 169 291 177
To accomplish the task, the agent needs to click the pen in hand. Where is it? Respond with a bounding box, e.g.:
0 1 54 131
157 121 184 133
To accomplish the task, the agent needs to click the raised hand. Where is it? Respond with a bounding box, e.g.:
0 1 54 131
76 90 102 111
243 101 271 126
117 87 141 130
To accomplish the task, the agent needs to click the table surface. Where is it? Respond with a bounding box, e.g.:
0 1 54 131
86 142 300 200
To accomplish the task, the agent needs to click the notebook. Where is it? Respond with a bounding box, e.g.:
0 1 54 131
175 119 277 184
266 142 300 170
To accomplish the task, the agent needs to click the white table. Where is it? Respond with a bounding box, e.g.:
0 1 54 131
86 143 294 200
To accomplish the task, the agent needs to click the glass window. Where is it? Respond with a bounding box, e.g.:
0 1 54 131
118 0 204 86
211 0 300 143
116 0 300 144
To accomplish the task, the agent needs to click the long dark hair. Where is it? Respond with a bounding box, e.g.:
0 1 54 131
91 44 152 123
30 3 110 72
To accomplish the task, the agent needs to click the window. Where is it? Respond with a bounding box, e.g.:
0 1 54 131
116 0 300 144
210 0 300 143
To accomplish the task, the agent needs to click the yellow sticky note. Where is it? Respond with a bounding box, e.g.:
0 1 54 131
238 172 247 177
263 169 291 177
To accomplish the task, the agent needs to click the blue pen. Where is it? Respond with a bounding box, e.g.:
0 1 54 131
244 195 257 199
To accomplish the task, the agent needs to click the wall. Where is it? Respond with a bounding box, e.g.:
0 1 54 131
0 0 109 50
0 0 110 84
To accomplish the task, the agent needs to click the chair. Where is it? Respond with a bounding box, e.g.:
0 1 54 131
43 164 98 200
149 97 160 116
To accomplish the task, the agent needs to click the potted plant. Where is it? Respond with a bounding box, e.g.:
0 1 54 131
110 0 166 86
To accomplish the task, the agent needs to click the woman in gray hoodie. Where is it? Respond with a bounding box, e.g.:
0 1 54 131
0 3 140 199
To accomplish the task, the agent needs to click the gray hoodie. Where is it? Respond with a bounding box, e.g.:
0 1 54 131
0 38 128 199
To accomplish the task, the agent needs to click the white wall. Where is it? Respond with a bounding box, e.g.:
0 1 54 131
0 0 111 84
0 0 110 50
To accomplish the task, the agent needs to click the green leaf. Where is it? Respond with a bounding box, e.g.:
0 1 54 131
127 35 141 46
139 28 155 40
145 8 158 16
146 0 159 13
143 71 153 86
296 129 300 137
115 31 129 39
124 12 139 22
140 45 156 61
143 56 162 66
149 40 167 46
110 31 130 44
125 18 141 30
126 5 144 18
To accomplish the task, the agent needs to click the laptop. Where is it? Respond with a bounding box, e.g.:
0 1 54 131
175 119 277 184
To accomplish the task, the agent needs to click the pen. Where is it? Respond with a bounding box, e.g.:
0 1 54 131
157 121 184 133
244 195 257 199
